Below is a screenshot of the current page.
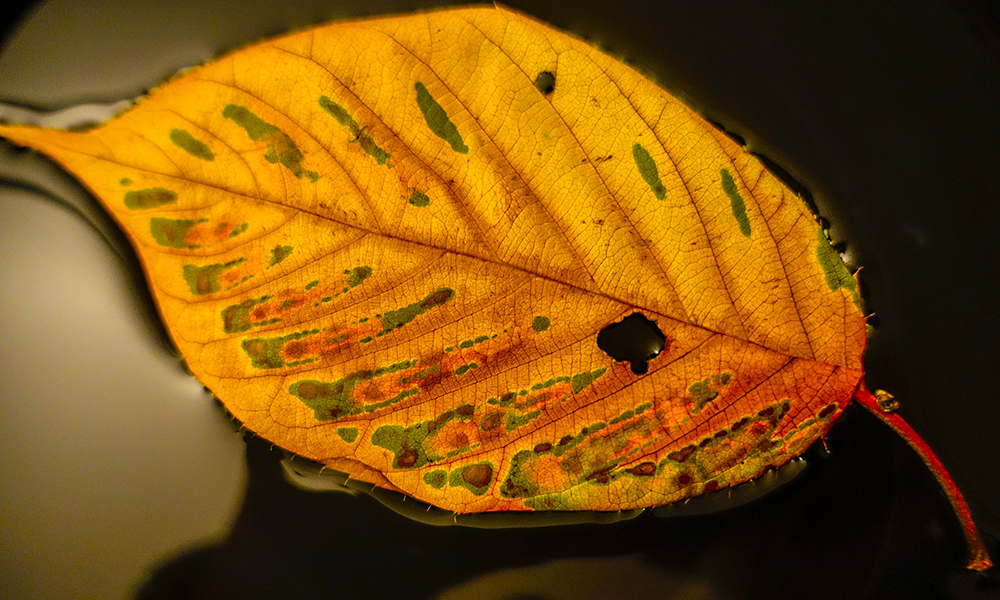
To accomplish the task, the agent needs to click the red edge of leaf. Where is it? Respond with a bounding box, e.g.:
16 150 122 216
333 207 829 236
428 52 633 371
853 384 993 571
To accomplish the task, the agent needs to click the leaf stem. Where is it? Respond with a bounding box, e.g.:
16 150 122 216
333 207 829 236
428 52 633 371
853 384 993 571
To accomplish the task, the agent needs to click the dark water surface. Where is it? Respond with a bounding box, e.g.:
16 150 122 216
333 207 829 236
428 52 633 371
1 1 998 599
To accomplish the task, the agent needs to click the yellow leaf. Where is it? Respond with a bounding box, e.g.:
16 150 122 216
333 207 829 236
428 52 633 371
0 6 907 519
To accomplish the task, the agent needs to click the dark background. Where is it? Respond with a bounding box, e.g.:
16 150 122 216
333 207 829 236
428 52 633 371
1 1 998 599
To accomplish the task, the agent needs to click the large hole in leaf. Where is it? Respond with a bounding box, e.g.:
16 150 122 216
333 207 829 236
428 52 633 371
596 313 666 375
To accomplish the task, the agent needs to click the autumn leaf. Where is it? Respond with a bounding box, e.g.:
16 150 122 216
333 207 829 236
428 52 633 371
0 5 989 570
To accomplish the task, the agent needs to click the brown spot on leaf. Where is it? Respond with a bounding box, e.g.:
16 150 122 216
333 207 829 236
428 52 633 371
818 403 837 418
295 381 321 400
677 473 692 486
361 381 384 401
462 463 493 488
456 404 474 417
558 435 574 446
418 367 449 391
483 343 523 373
703 480 720 493
480 412 502 432
420 288 454 308
752 437 779 454
533 442 552 453
586 465 614 484
397 448 418 468
428 410 454 433
284 340 305 359
501 478 530 499
731 417 751 432
667 444 697 463
627 462 656 477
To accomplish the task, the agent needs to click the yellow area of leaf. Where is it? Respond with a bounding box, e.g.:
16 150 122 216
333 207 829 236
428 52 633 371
0 6 866 513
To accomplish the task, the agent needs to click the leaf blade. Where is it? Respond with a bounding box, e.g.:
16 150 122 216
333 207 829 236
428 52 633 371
0 6 866 514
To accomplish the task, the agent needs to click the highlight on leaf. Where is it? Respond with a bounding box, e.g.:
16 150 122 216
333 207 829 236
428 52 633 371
0 5 989 571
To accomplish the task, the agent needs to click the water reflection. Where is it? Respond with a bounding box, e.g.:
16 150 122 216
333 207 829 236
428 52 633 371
432 556 724 600
0 184 246 600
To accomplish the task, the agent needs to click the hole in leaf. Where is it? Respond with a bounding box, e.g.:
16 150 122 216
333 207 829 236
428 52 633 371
596 313 666 375
534 71 555 95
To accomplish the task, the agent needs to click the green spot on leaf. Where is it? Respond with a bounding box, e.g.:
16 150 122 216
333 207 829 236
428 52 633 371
119 178 132 186
290 360 418 420
424 469 447 489
169 128 215 161
570 368 606 394
380 287 455 334
336 427 359 443
318 96 358 128
414 82 468 154
632 143 666 200
242 329 319 369
688 381 717 409
346 266 372 287
371 422 435 468
351 130 392 166
305 280 319 290
449 462 493 496
221 296 271 334
228 222 248 238
816 228 861 309
319 96 392 167
407 189 430 207
266 245 292 267
222 104 319 181
182 258 245 296
124 187 177 210
686 372 733 414
455 363 478 376
721 168 751 237
505 409 541 432
531 316 550 332
150 217 198 248
459 336 490 349
500 450 539 499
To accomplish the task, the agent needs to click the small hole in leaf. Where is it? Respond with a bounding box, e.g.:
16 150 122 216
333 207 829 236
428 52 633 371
596 313 667 375
534 71 555 95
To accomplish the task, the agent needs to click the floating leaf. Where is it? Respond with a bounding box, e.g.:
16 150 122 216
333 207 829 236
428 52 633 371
0 6 989 570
